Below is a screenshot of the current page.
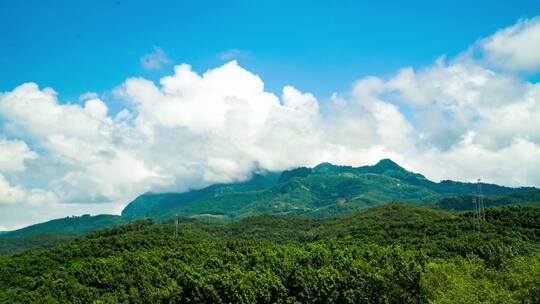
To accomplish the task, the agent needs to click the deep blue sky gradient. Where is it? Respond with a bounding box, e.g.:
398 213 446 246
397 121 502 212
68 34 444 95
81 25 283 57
2 0 540 103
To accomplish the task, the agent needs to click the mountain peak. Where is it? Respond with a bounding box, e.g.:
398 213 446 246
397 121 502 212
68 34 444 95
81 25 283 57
313 162 337 172
373 159 403 171
278 167 312 183
313 162 355 174
312 160 405 175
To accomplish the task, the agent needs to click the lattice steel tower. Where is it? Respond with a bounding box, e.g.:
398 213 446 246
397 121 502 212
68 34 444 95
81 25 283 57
471 178 485 232
477 179 485 221
174 214 179 237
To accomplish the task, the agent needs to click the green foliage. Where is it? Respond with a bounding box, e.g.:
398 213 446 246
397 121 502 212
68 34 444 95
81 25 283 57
1 203 539 303
424 254 540 304
0 233 78 255
86 219 155 239
0 240 428 303
436 190 540 210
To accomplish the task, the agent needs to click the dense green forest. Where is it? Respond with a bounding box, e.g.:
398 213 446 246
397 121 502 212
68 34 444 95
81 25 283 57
436 190 540 210
0 233 77 256
1 203 539 303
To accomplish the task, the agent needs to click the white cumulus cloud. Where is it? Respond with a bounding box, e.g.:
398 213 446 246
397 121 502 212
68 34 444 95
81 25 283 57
1 17 540 228
0 138 37 172
479 17 540 72
0 174 26 205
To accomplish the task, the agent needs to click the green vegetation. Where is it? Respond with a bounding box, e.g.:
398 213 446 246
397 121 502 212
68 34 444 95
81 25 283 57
2 159 537 256
0 233 78 255
122 160 536 222
436 189 540 210
1 203 539 303
2 214 126 237
0 215 126 255
121 172 281 219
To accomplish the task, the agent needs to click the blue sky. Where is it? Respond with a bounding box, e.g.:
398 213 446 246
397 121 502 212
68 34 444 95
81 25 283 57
2 1 540 229
2 0 540 102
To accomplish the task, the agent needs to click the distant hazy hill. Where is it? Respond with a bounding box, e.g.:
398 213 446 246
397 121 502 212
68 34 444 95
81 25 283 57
0 232 78 255
436 189 540 210
3 214 126 237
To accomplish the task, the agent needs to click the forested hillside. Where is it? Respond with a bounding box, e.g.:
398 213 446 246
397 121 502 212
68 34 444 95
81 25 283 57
121 172 281 219
1 204 539 303
436 190 540 210
0 232 78 256
0 215 126 255
121 159 536 222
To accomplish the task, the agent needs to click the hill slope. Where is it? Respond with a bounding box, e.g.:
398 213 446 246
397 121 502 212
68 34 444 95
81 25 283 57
122 159 536 222
3 214 126 237
4 159 536 240
121 172 281 219
0 233 78 255
436 189 540 210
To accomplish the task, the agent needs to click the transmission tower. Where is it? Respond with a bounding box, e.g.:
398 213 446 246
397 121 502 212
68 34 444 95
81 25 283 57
471 195 479 232
174 214 179 237
477 179 485 221
471 178 486 232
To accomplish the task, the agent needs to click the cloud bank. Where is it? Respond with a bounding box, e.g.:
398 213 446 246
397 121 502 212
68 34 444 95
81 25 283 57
1 18 540 228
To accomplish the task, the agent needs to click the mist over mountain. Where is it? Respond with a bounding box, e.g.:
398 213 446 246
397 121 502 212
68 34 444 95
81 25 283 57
120 159 536 222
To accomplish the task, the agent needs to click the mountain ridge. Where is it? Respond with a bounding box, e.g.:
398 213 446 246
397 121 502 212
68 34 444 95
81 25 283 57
2 159 537 237
121 159 535 222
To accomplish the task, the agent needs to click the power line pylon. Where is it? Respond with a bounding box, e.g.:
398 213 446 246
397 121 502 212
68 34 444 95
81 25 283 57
471 195 479 232
174 214 179 237
477 179 485 221
471 178 486 232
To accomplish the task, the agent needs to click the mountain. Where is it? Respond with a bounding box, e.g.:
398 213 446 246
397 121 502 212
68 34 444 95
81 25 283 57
3 159 537 240
122 159 536 222
0 214 127 254
121 172 281 219
2 203 540 302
